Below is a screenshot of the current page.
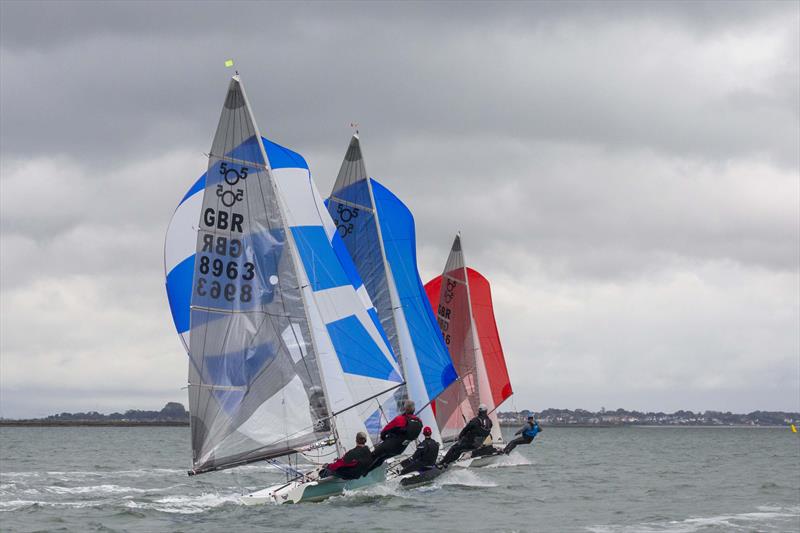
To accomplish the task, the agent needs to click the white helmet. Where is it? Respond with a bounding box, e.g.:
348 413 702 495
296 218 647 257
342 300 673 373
478 403 488 413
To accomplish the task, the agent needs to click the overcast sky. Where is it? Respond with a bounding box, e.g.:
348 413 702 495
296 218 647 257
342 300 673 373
1 1 798 418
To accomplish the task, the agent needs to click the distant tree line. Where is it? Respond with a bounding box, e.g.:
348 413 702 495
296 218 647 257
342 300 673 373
6 403 797 426
499 407 799 426
44 402 189 422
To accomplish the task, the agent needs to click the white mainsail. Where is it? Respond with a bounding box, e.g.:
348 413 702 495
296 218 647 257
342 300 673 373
176 76 402 474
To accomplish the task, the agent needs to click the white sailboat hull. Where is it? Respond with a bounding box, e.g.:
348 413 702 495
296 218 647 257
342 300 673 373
453 451 506 468
241 466 386 505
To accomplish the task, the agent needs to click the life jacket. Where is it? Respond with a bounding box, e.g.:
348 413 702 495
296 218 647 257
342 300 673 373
402 414 423 443
417 438 439 466
327 445 372 478
462 414 492 447
474 414 492 438
522 423 540 439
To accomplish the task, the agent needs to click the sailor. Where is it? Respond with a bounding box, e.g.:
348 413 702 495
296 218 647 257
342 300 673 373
439 403 493 466
503 415 541 454
367 400 423 471
399 426 440 475
320 431 372 480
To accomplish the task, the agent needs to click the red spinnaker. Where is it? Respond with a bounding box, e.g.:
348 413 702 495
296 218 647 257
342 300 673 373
424 268 512 414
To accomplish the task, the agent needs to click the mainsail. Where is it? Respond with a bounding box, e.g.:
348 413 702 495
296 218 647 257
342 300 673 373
165 77 402 474
424 235 512 444
326 135 457 442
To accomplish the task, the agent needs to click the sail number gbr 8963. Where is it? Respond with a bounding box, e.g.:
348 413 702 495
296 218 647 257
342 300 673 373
195 207 254 303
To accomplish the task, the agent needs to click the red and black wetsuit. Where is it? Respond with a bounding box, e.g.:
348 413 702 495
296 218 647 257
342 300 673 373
324 445 372 480
368 413 423 471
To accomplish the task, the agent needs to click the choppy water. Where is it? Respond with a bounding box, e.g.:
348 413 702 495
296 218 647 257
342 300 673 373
1 426 798 532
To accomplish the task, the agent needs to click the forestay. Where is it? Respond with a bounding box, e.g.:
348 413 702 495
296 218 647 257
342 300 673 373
424 235 512 444
165 77 402 474
326 135 457 442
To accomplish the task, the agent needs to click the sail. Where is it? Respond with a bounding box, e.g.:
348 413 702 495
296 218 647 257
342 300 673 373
175 77 401 474
270 140 404 454
165 173 205 350
326 135 457 442
424 235 512 443
466 268 513 410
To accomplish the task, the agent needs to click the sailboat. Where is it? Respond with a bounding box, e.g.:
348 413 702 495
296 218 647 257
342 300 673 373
424 235 513 467
325 135 457 445
164 75 405 504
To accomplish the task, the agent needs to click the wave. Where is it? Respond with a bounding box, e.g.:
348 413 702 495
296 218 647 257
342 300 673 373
482 451 532 468
123 492 242 514
436 469 497 488
3 464 283 481
586 505 800 532
2 469 186 480
333 480 412 503
43 484 149 495
0 499 38 512
0 499 109 511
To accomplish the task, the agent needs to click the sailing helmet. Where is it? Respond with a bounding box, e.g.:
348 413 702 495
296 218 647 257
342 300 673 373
423 426 432 436
478 404 488 413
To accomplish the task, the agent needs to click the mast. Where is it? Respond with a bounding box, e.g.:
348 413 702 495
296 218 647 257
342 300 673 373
327 135 456 443
183 76 403 475
425 234 478 441
188 75 329 474
270 137 405 454
460 236 503 443
361 141 443 442
424 234 513 444
235 76 342 456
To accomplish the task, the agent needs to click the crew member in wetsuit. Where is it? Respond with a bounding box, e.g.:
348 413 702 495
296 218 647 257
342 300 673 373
399 426 440 475
439 403 493 466
367 400 423 472
319 431 372 480
503 416 541 454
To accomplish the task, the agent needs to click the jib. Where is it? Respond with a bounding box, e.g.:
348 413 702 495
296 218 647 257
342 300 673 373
203 208 244 233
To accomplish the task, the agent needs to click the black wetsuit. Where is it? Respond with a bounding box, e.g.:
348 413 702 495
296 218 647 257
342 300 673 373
368 413 423 471
321 445 372 480
399 437 440 475
440 413 493 465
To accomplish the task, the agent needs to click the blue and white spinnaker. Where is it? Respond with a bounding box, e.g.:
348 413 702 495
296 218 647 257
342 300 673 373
326 135 457 443
164 77 402 477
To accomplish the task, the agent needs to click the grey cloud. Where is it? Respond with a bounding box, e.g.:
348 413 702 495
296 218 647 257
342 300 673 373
1 1 797 166
2 1 793 50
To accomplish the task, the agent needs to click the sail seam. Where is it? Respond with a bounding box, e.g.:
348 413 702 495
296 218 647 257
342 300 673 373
328 195 374 213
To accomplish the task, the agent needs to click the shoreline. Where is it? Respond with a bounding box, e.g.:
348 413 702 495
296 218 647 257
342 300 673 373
0 421 789 428
0 420 189 427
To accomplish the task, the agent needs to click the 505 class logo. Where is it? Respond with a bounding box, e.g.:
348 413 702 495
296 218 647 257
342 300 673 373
444 279 457 304
216 162 249 207
334 203 359 237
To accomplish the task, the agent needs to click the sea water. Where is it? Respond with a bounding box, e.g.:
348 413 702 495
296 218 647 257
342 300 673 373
1 426 797 532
